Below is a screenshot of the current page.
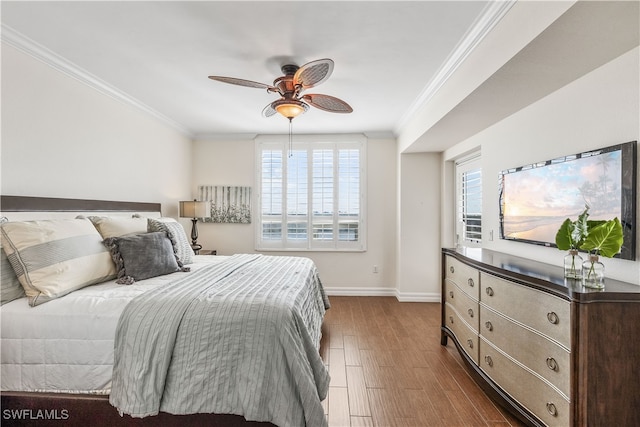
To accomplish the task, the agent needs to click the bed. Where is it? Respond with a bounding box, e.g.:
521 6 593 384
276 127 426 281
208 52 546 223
0 196 330 427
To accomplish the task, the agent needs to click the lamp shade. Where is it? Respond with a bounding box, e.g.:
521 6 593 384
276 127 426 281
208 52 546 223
273 99 309 119
276 103 305 119
179 200 210 218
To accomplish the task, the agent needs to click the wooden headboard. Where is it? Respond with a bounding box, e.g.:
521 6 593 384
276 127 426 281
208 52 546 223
0 195 161 213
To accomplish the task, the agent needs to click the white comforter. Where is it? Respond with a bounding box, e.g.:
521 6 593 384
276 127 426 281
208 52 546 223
0 256 227 393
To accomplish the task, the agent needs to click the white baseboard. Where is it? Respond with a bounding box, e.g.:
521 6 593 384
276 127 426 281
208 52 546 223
324 287 441 303
396 292 441 303
324 287 397 297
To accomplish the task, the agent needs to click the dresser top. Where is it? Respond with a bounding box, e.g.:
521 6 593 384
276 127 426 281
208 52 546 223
443 247 640 303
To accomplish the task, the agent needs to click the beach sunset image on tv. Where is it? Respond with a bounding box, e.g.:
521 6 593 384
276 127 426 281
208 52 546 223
500 148 623 246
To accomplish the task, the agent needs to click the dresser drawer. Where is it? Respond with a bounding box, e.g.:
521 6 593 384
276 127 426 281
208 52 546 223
480 272 571 348
445 255 480 300
480 304 570 397
444 303 479 365
445 280 479 332
480 337 569 427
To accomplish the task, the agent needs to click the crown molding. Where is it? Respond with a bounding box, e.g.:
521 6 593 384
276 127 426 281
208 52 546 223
193 133 259 142
1 24 193 138
394 0 516 134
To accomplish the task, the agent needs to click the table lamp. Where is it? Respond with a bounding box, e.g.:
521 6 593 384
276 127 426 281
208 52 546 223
179 199 210 253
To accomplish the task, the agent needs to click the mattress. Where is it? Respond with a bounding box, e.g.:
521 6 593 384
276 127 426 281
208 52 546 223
0 255 228 394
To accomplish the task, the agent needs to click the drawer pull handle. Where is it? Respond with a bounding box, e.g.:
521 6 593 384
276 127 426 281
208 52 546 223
466 339 474 349
467 308 474 318
546 357 559 371
449 316 454 324
484 355 493 367
449 291 454 298
450 266 455 274
546 402 558 417
468 278 475 287
547 312 559 324
485 287 494 296
485 321 493 331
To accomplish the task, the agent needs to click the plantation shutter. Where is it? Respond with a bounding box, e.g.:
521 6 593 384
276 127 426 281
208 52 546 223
256 135 366 251
456 153 482 245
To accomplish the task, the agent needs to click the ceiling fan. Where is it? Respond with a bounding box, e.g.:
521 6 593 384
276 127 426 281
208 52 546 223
208 58 353 122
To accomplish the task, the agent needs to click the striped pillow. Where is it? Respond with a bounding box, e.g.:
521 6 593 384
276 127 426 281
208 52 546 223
1 217 26 305
147 218 194 265
0 218 117 306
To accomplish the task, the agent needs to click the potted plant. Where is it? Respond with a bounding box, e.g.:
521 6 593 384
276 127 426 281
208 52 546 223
555 206 624 288
580 217 624 288
555 206 589 279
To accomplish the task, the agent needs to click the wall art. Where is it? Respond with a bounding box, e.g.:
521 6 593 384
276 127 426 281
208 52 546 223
198 185 252 223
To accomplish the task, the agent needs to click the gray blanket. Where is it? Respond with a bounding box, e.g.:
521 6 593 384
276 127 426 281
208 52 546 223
109 254 330 427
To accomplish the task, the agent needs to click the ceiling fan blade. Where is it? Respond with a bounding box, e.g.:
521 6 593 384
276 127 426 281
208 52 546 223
208 76 276 91
303 94 353 113
293 59 334 89
262 102 277 117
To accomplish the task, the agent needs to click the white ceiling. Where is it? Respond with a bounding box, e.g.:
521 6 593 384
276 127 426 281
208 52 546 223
2 1 638 151
1 1 491 138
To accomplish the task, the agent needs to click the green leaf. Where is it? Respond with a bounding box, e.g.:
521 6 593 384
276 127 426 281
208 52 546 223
555 218 574 250
586 219 607 231
555 207 590 250
573 208 590 247
580 218 624 258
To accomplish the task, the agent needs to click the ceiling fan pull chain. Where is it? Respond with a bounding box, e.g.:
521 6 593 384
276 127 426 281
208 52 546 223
288 118 293 158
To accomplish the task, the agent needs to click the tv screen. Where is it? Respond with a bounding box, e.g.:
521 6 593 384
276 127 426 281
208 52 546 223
499 140 637 260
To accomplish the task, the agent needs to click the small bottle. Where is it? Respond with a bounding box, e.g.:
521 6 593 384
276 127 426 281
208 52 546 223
564 249 583 279
582 254 605 289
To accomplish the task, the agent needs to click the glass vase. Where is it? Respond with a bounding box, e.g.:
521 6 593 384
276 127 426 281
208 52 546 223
563 249 583 279
582 254 605 289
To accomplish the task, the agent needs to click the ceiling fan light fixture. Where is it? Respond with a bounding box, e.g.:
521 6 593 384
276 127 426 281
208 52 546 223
209 58 352 122
273 99 308 119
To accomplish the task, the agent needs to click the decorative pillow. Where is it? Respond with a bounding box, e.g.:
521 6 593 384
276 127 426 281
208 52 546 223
103 232 188 285
147 218 194 265
85 216 147 239
0 218 117 306
0 217 25 305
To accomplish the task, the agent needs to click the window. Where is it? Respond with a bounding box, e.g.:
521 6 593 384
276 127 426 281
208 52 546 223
256 135 366 251
456 154 482 245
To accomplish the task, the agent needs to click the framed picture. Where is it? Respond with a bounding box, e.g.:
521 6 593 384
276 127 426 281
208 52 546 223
198 185 251 224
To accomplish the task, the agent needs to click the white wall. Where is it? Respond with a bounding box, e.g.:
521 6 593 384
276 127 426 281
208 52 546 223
396 152 441 301
445 47 640 285
1 44 193 216
192 135 398 295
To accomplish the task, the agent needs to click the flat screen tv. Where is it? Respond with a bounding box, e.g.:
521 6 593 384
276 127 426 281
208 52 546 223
499 140 637 260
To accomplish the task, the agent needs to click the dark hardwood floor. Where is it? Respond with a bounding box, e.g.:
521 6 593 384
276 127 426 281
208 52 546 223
319 296 525 427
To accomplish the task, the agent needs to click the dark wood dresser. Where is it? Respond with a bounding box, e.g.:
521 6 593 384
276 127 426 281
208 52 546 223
441 247 640 427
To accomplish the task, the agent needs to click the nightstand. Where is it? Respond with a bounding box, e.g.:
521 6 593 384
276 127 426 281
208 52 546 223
199 249 217 255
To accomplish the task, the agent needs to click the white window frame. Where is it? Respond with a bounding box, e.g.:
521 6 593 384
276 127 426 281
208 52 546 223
455 152 482 247
255 134 367 252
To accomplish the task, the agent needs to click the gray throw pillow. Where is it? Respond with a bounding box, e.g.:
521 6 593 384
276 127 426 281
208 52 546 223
103 232 187 285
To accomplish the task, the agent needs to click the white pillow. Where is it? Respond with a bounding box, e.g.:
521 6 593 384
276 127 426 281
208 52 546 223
86 216 148 239
0 218 116 306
